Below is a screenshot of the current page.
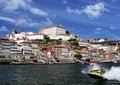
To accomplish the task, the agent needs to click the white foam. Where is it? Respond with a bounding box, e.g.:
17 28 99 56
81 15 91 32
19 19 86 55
103 66 120 81
81 63 120 81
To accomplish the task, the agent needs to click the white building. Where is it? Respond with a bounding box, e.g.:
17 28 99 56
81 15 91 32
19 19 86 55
9 32 26 40
39 25 76 41
97 38 106 43
9 32 34 40
8 31 44 40
48 34 71 41
10 45 22 54
39 25 66 35
21 42 33 55
25 34 44 40
7 25 76 41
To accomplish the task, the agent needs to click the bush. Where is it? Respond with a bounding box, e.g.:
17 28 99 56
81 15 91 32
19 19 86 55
74 54 82 59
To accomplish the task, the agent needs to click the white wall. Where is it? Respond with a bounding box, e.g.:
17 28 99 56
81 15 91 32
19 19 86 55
40 26 66 35
26 34 44 40
48 35 71 41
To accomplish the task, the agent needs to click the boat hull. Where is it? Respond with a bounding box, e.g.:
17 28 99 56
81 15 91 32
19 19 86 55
88 73 103 79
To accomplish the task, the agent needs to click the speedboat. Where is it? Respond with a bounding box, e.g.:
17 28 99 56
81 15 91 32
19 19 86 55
88 69 105 79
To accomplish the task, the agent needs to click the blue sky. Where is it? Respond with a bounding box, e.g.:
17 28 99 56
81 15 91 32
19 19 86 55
0 0 120 40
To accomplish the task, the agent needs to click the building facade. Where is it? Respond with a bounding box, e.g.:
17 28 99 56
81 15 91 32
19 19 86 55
26 34 44 40
39 25 66 35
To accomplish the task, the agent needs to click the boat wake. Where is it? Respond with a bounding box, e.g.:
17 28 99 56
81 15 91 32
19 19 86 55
103 66 120 81
81 63 120 81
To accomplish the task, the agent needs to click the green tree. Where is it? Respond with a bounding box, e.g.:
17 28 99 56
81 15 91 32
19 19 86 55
66 31 70 34
74 54 82 59
44 35 50 44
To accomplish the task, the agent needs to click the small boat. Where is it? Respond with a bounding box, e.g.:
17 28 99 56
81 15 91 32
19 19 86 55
88 68 106 79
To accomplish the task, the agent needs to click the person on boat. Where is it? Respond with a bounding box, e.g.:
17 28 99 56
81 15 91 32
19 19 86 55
99 66 105 74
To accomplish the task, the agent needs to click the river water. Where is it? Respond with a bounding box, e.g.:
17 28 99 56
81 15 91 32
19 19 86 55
0 63 120 85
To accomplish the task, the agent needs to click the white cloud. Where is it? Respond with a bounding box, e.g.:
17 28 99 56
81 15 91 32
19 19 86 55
0 26 8 32
0 16 53 28
0 0 48 16
66 2 109 19
29 7 48 16
94 27 102 34
96 28 102 31
110 25 116 30
15 18 41 27
41 18 54 26
62 0 67 4
15 18 53 27
66 7 82 15
83 2 109 18
0 16 41 27
53 14 57 18
0 16 15 23
4 0 27 11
